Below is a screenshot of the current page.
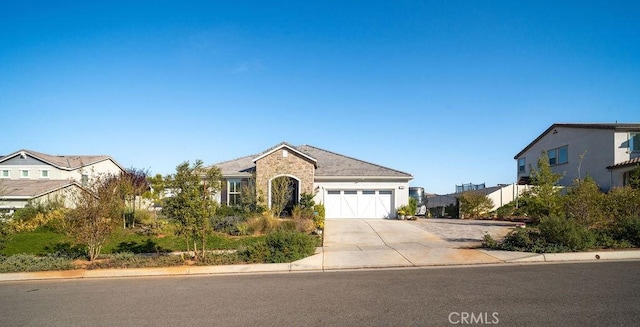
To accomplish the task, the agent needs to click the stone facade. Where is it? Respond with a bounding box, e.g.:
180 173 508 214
255 148 315 202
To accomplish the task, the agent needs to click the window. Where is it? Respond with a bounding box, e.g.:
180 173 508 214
631 133 640 152
344 190 357 195
328 190 340 195
363 190 375 195
81 174 89 186
548 146 568 166
20 170 30 178
518 158 526 173
1 170 9 178
40 170 50 178
228 179 241 206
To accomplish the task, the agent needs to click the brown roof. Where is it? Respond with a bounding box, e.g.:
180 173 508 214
0 149 121 171
0 179 81 198
607 157 640 170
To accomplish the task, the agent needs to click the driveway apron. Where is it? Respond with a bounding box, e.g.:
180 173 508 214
323 219 503 270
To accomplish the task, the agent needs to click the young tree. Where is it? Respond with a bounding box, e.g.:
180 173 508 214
238 171 264 213
144 173 166 227
519 151 564 222
163 160 222 261
65 174 124 261
458 191 494 218
120 167 150 228
270 176 293 217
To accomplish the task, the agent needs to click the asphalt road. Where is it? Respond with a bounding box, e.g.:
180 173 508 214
1 261 639 326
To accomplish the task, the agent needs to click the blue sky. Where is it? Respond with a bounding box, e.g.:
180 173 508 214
1 1 639 194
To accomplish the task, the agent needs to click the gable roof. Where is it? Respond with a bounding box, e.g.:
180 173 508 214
514 123 640 159
0 179 82 199
252 142 317 166
0 149 124 172
213 143 412 179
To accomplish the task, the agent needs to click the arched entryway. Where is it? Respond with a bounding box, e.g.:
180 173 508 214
269 175 300 216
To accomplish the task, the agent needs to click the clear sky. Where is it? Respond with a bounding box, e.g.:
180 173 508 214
1 1 639 194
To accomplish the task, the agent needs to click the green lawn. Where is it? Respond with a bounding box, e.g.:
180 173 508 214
1 227 267 256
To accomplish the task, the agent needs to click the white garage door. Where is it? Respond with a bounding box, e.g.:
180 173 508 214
325 190 393 218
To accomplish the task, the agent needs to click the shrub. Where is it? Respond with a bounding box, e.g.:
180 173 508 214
538 215 595 251
610 217 640 247
564 177 607 229
482 234 498 248
408 198 418 217
246 213 280 235
495 202 516 219
458 191 494 218
291 205 315 234
211 215 248 235
7 208 67 234
0 254 74 273
85 252 186 269
496 229 548 253
242 230 316 263
313 204 325 230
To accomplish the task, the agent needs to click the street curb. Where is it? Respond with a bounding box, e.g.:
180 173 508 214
479 249 640 263
2 249 640 282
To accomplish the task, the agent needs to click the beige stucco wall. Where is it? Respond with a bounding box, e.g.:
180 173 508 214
255 149 315 206
0 159 123 184
485 184 531 211
516 127 615 190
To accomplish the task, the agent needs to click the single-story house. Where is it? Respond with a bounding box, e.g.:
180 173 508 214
212 142 413 219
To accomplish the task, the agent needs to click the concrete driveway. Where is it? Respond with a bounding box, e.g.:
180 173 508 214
322 219 517 269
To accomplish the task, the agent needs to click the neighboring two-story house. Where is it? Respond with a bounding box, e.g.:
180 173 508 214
213 142 413 219
515 123 640 191
0 149 125 213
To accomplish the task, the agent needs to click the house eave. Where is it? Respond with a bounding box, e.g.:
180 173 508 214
252 143 318 166
514 123 640 159
314 175 413 182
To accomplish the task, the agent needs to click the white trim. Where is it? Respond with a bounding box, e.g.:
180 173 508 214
39 169 50 179
0 169 9 178
267 174 300 209
19 169 30 178
227 178 241 206
252 144 317 164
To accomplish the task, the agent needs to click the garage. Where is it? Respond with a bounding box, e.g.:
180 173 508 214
324 189 394 218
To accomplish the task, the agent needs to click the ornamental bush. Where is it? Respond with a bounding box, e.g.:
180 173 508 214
242 230 316 263
0 254 74 273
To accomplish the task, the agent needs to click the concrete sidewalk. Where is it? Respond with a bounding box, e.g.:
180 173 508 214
2 219 640 282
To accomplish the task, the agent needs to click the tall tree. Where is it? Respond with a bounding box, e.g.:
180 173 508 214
65 174 124 261
163 160 222 261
